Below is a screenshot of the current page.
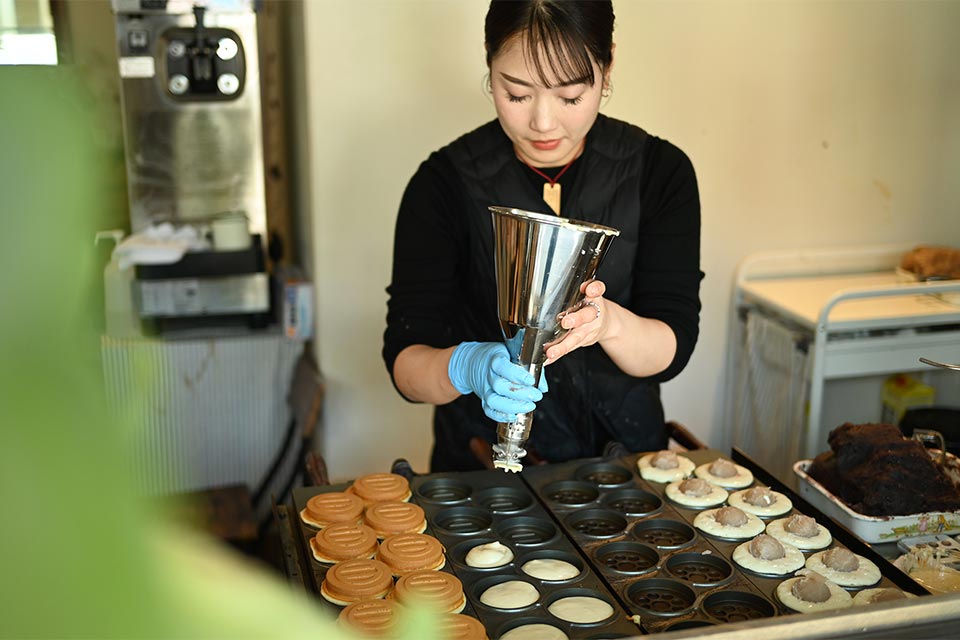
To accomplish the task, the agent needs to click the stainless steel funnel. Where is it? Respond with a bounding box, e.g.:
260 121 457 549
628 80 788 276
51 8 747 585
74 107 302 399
489 206 620 471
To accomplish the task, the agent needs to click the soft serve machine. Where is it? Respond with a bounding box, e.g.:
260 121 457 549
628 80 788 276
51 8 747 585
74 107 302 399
111 0 270 331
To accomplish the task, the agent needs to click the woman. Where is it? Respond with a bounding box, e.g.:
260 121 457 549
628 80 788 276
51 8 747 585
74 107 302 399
383 0 702 472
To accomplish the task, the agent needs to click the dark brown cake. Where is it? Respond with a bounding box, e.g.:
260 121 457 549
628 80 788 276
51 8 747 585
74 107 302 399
807 422 960 516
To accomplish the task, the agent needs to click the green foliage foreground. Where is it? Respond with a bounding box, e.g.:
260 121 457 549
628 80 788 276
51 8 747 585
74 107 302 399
0 67 441 640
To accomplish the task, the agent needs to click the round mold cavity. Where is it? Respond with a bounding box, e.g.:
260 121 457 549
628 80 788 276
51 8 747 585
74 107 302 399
495 516 558 546
517 549 585 582
702 591 776 623
575 462 633 487
663 619 716 631
472 574 540 612
473 486 532 514
449 537 513 571
625 579 697 617
593 541 659 576
601 488 662 517
631 518 696 550
415 478 471 504
432 506 492 535
542 480 599 507
664 552 734 587
543 588 618 625
495 618 565 640
565 508 628 538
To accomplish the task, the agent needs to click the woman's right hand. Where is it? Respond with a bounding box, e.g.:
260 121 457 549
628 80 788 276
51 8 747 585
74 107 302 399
447 342 548 423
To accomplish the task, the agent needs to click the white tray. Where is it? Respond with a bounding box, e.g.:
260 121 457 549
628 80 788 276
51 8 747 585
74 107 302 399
793 458 960 543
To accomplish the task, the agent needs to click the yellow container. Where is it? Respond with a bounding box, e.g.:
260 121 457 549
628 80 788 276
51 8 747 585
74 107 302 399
881 374 935 425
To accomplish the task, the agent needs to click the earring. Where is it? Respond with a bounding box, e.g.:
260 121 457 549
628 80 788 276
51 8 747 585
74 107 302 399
483 72 492 94
601 82 613 99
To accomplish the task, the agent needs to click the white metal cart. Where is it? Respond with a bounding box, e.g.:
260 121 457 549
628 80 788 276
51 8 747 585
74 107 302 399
730 244 960 476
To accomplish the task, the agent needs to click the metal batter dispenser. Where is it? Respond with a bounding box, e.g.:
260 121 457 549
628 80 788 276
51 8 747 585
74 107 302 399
489 207 620 472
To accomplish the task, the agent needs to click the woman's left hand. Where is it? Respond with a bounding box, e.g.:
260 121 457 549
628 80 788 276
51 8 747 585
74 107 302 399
543 279 609 365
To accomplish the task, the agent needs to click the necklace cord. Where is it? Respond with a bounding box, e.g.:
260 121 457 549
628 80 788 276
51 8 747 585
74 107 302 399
519 139 585 184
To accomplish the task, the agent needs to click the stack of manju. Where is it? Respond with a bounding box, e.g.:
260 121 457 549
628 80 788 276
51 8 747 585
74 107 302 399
299 472 487 639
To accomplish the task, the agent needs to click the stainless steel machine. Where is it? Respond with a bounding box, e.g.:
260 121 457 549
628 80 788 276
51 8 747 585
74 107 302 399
111 0 270 331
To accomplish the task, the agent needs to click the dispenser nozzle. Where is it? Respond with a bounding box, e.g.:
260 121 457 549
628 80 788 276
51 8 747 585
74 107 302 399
492 412 533 473
492 441 526 473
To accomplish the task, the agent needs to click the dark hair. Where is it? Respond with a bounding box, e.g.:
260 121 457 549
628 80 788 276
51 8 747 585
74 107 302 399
484 0 615 87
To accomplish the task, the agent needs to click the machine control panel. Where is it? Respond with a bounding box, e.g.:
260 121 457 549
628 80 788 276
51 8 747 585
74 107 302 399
162 24 246 100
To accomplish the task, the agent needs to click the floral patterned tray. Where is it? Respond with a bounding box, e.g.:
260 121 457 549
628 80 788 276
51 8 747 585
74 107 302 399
793 456 960 543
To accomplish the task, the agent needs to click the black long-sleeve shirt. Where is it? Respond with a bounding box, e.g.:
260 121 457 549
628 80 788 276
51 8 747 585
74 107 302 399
383 116 702 470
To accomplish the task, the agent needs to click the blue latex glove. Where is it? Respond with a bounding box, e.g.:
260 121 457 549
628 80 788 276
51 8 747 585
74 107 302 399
448 342 548 423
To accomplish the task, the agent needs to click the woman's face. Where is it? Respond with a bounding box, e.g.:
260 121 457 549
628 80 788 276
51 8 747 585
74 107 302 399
490 36 607 168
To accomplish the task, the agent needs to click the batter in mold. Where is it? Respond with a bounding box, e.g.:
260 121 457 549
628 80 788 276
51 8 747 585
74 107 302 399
520 558 580 581
464 541 514 568
548 596 615 624
805 547 881 587
694 505 765 540
766 514 832 551
694 458 754 489
852 588 914 606
776 569 852 613
637 450 695 483
733 533 805 576
499 624 568 640
665 477 728 508
728 486 792 517
479 580 539 609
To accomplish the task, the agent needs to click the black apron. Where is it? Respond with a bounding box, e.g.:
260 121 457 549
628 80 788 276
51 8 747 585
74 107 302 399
431 114 667 472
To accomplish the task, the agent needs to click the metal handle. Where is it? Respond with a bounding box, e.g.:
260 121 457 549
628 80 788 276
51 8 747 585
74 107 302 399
912 429 947 466
919 357 960 371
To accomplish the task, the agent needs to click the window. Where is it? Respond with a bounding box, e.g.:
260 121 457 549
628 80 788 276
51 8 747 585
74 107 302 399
0 0 57 65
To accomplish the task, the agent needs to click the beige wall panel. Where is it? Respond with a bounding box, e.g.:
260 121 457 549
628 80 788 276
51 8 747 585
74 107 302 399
300 0 960 480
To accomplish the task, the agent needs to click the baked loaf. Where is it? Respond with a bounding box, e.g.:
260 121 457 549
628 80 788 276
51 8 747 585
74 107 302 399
900 245 960 280
807 422 960 516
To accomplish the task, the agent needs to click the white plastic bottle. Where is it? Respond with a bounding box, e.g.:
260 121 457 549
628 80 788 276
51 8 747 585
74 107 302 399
95 229 141 339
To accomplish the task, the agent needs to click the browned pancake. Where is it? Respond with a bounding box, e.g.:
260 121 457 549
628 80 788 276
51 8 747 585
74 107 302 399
321 559 394 606
377 532 445 576
440 614 488 640
392 570 465 613
337 598 403 636
311 522 379 563
301 491 364 529
364 501 426 537
348 473 412 506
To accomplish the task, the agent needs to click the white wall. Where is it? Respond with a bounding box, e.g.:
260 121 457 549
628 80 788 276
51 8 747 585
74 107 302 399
300 0 960 482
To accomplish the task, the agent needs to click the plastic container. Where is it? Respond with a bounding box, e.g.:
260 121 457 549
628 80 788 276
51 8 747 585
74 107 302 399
211 211 251 251
881 374 935 425
95 229 141 338
283 280 313 339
